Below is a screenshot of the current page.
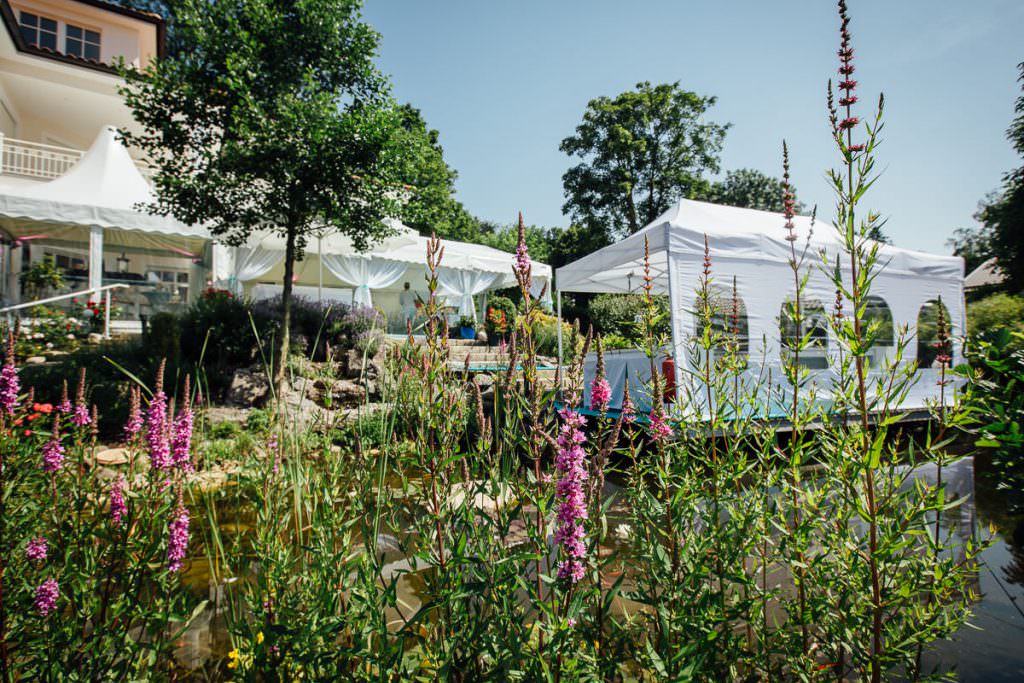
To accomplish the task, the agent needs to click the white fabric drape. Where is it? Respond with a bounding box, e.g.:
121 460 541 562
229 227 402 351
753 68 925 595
437 268 497 320
233 245 283 294
321 254 407 308
531 277 553 307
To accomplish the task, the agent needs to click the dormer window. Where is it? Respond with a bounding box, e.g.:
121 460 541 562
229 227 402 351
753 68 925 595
18 11 58 51
17 11 102 61
65 24 101 61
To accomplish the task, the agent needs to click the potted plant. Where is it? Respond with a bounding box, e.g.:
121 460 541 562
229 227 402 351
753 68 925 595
458 315 476 340
485 295 516 346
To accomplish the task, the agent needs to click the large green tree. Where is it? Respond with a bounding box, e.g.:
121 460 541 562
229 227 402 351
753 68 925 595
708 168 800 213
560 81 729 240
393 104 480 242
984 62 1024 291
121 0 403 388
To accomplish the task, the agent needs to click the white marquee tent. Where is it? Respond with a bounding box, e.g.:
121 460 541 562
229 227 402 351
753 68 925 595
555 199 965 419
0 126 211 302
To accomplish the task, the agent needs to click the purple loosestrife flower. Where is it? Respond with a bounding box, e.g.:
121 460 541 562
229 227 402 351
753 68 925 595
649 407 674 443
512 212 532 291
147 362 171 470
554 407 589 584
171 376 193 471
57 380 71 414
72 368 90 427
590 336 611 413
110 475 127 527
42 415 64 473
26 537 48 562
0 333 19 415
34 579 59 617
167 502 190 573
124 386 143 441
621 382 636 425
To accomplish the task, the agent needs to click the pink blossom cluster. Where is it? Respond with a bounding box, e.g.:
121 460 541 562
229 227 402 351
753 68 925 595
554 407 588 584
42 432 65 473
649 409 674 443
171 402 193 471
590 377 611 413
34 578 59 617
147 386 171 470
110 475 127 527
0 335 19 415
166 503 190 572
26 537 48 562
124 386 143 441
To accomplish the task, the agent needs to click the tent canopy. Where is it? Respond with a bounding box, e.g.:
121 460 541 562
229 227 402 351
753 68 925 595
0 126 206 243
556 199 963 294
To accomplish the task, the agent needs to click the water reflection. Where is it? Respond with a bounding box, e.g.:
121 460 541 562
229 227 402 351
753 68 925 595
172 454 1024 680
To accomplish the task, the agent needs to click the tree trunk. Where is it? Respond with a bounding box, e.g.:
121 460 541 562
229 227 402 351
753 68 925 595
273 224 297 395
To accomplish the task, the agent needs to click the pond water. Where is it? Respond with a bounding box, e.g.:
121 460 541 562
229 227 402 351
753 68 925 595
172 453 1024 680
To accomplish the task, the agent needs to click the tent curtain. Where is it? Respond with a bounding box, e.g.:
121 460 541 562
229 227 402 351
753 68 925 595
233 245 283 293
437 268 497 320
321 254 407 308
531 277 553 307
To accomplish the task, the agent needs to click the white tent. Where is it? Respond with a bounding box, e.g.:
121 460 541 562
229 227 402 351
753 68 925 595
555 199 965 418
0 126 210 298
231 229 553 324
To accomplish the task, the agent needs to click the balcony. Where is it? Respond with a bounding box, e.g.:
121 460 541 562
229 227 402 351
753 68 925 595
0 134 155 181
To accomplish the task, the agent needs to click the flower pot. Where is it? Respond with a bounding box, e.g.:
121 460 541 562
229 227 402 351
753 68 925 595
460 326 476 340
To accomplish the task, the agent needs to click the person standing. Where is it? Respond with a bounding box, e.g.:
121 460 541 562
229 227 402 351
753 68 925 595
399 282 418 324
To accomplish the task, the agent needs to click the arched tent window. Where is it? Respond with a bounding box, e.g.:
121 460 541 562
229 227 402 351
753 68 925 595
694 283 749 367
863 295 895 369
779 297 829 370
916 299 953 368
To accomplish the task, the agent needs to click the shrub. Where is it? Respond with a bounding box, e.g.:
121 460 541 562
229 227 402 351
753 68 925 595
588 293 669 341
531 311 575 361
146 312 181 363
968 292 1024 338
485 295 516 340
180 289 260 387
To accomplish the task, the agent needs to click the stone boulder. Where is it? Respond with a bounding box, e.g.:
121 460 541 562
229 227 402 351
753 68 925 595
341 348 383 381
308 377 366 408
226 367 270 407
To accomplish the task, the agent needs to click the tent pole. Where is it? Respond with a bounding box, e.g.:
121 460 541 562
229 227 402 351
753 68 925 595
663 225 683 408
556 287 563 394
88 225 103 300
318 235 323 304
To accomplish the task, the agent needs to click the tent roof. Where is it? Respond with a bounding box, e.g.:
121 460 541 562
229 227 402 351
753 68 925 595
246 218 419 254
555 199 963 294
0 126 206 239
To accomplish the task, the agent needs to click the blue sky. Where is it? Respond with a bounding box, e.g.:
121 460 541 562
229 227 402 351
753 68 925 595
363 0 1024 255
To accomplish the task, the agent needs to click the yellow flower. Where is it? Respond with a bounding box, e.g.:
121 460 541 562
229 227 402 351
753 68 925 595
227 649 240 669
256 631 264 645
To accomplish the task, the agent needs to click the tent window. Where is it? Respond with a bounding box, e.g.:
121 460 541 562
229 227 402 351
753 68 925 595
779 297 829 370
863 295 895 369
916 299 952 368
19 12 58 51
695 283 749 366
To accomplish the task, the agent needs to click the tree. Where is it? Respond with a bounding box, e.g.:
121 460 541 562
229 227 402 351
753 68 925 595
393 104 481 242
983 62 1024 292
708 168 802 213
476 220 554 266
946 198 999 274
121 0 403 389
560 81 729 241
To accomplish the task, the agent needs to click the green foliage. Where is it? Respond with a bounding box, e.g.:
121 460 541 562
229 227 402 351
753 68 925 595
983 62 1024 292
476 220 554 265
147 312 181 363
18 257 64 300
708 167 802 213
588 292 669 342
560 80 729 240
121 0 405 385
179 289 258 392
392 104 480 242
968 292 1024 337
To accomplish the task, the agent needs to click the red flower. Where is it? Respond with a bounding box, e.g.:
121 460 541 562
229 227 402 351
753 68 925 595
848 143 865 152
23 429 32 437
838 64 855 75
839 96 858 107
839 116 860 130
838 79 857 91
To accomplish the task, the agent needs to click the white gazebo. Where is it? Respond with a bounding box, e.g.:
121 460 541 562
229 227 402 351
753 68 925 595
0 126 212 315
555 199 965 419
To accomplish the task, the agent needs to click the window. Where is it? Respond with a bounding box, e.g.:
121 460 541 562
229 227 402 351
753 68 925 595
65 24 101 61
779 297 829 370
863 296 895 369
694 283 749 367
916 299 953 368
147 269 190 301
18 11 58 51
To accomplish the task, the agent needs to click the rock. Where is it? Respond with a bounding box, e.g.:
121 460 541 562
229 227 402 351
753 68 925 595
25 356 46 364
95 447 129 465
227 367 270 407
87 333 103 344
476 330 488 344
448 480 516 516
309 378 365 408
343 349 382 381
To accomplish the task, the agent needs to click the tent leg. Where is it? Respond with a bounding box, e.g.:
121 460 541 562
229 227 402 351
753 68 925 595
104 289 112 339
317 236 323 304
556 288 563 394
88 226 103 300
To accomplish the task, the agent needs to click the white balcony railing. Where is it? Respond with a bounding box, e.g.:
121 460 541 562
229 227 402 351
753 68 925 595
0 134 156 181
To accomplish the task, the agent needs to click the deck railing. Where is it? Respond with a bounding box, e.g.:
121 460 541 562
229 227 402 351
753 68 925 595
0 134 156 180
0 284 131 339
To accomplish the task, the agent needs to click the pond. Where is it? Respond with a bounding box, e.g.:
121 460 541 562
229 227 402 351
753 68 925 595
171 452 1024 680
